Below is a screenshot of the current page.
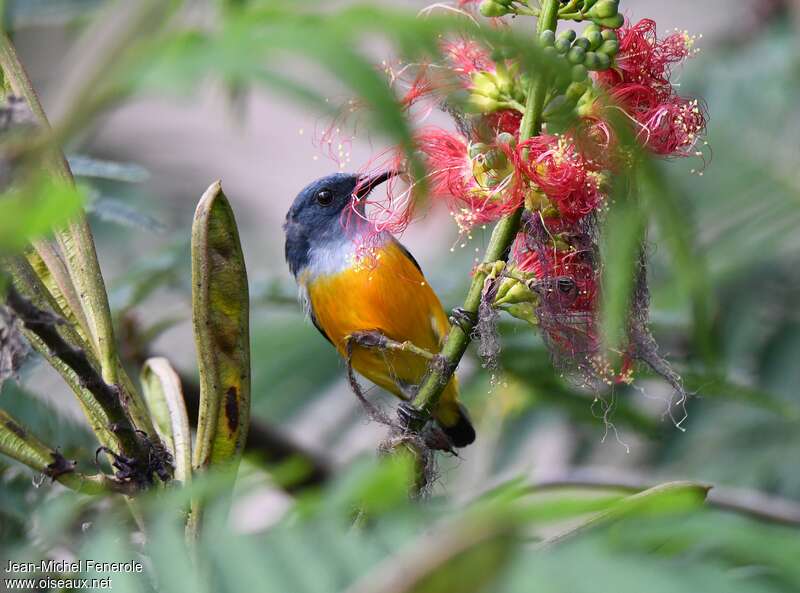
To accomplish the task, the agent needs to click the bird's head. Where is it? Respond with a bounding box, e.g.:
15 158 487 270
283 171 396 276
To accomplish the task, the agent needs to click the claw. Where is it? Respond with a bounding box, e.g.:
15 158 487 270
449 307 477 333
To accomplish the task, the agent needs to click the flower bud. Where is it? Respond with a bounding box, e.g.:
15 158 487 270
573 37 590 51
598 13 625 28
542 46 559 60
466 93 501 113
557 29 577 44
543 94 577 120
471 72 500 98
484 149 508 170
565 81 588 101
601 29 618 42
469 142 488 159
571 64 588 82
554 38 572 54
585 30 603 50
496 132 517 148
588 0 619 19
567 46 586 65
598 39 619 56
539 30 556 47
479 0 510 17
495 279 538 306
502 302 539 326
584 51 610 71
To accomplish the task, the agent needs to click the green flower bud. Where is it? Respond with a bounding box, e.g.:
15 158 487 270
539 29 556 47
598 39 619 56
598 13 625 29
542 46 559 60
471 72 500 98
496 132 517 147
554 38 572 54
543 94 577 119
557 29 577 44
495 280 537 306
584 51 600 70
466 93 501 113
479 0 510 18
571 64 588 82
573 37 590 51
583 23 601 37
585 30 603 50
601 29 618 42
565 81 588 101
484 149 508 170
502 302 539 326
567 46 586 65
588 0 619 19
469 142 488 159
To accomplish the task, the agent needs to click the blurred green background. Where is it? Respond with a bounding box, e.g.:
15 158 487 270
1 1 799 592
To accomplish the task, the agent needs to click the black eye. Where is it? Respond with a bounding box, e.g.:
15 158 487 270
316 189 334 206
557 277 576 294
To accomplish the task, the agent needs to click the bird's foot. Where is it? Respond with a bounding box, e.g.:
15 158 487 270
449 307 477 334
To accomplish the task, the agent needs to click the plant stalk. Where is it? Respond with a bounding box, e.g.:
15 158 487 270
411 0 561 418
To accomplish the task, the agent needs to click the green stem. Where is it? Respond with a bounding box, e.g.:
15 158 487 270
411 0 561 418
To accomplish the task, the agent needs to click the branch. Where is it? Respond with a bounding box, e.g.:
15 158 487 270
4 284 169 487
410 0 562 423
0 408 137 495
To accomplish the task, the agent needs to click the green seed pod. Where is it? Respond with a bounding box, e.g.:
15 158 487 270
554 38 572 54
601 29 618 42
588 0 619 19
565 81 588 101
539 29 556 47
573 37 590 51
484 149 508 170
598 39 620 56
598 13 625 29
571 64 588 82
557 29 577 44
567 46 586 65
468 142 488 159
583 23 601 37
585 30 603 50
479 0 509 17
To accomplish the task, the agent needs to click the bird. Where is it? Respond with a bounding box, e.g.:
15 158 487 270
283 171 475 448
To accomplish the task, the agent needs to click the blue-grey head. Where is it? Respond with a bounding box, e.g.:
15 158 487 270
284 171 396 277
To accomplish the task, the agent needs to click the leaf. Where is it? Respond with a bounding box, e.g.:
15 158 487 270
141 357 192 485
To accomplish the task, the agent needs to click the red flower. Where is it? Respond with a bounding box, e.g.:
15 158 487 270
595 19 706 158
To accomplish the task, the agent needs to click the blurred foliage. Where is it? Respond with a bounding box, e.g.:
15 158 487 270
1 1 800 592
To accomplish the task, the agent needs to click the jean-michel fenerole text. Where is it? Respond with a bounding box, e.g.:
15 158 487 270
5 558 144 574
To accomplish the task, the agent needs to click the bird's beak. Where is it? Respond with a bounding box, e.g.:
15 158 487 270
354 170 401 200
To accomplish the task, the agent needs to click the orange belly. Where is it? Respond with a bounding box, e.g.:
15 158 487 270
303 240 460 424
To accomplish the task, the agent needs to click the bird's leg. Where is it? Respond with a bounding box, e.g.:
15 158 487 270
348 331 435 360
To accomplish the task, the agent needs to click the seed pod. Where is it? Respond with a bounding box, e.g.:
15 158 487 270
567 46 586 64
557 29 577 44
588 0 619 19
598 39 620 57
554 38 572 54
539 29 556 46
585 30 603 50
571 64 588 82
598 13 625 28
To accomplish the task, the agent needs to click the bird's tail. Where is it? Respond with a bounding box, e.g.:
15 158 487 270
433 379 475 448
